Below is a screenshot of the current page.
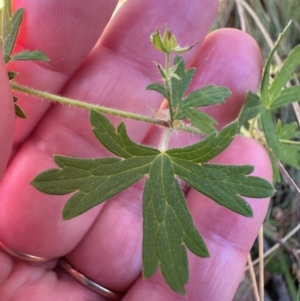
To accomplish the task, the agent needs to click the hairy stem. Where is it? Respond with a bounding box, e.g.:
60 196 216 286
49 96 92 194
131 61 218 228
159 128 173 152
11 82 203 135
11 82 167 126
164 52 175 127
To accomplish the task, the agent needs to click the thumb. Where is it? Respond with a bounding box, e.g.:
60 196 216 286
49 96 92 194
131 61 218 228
0 52 15 177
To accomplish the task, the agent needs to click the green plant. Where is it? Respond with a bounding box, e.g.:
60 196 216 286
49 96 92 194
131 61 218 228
2 0 300 296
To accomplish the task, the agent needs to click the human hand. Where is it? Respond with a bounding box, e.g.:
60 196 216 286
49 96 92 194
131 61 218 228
0 0 272 300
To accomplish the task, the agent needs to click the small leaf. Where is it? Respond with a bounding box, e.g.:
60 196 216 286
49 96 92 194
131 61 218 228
7 70 18 80
270 85 300 108
238 91 263 127
171 56 195 107
1 0 12 41
173 85 230 134
14 103 26 118
260 20 292 104
182 108 218 134
180 85 231 109
11 50 50 61
156 63 168 80
279 144 300 169
269 44 300 101
3 8 24 57
260 110 281 158
276 120 299 140
146 83 167 98
276 121 300 169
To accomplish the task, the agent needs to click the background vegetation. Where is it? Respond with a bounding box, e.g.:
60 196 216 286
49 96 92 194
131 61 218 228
214 1 300 300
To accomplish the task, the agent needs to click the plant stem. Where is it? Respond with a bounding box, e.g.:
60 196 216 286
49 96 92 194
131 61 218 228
11 82 168 126
159 128 173 152
164 52 175 127
11 82 204 135
279 139 300 146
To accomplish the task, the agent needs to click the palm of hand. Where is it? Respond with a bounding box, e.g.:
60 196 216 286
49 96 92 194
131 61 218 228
0 0 271 300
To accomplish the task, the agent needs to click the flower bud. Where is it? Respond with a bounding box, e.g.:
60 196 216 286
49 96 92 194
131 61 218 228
150 29 168 53
150 25 197 55
163 27 177 52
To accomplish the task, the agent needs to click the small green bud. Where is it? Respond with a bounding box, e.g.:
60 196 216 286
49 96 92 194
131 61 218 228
151 25 197 55
163 27 177 52
151 29 168 53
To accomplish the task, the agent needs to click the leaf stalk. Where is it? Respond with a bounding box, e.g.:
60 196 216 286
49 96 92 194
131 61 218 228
164 52 175 127
10 81 203 135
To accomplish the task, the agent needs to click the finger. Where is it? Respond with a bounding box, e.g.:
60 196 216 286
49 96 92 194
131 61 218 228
123 136 272 301
189 28 263 128
0 54 14 176
63 28 263 295
10 0 118 150
0 0 218 257
0 260 103 301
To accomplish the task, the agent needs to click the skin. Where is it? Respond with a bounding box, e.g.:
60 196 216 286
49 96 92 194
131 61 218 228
0 0 272 300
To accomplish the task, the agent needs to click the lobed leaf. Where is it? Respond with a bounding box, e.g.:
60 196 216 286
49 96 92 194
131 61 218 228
32 111 274 294
174 85 230 133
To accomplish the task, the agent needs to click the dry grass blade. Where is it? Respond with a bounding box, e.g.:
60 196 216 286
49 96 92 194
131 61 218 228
247 253 260 301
